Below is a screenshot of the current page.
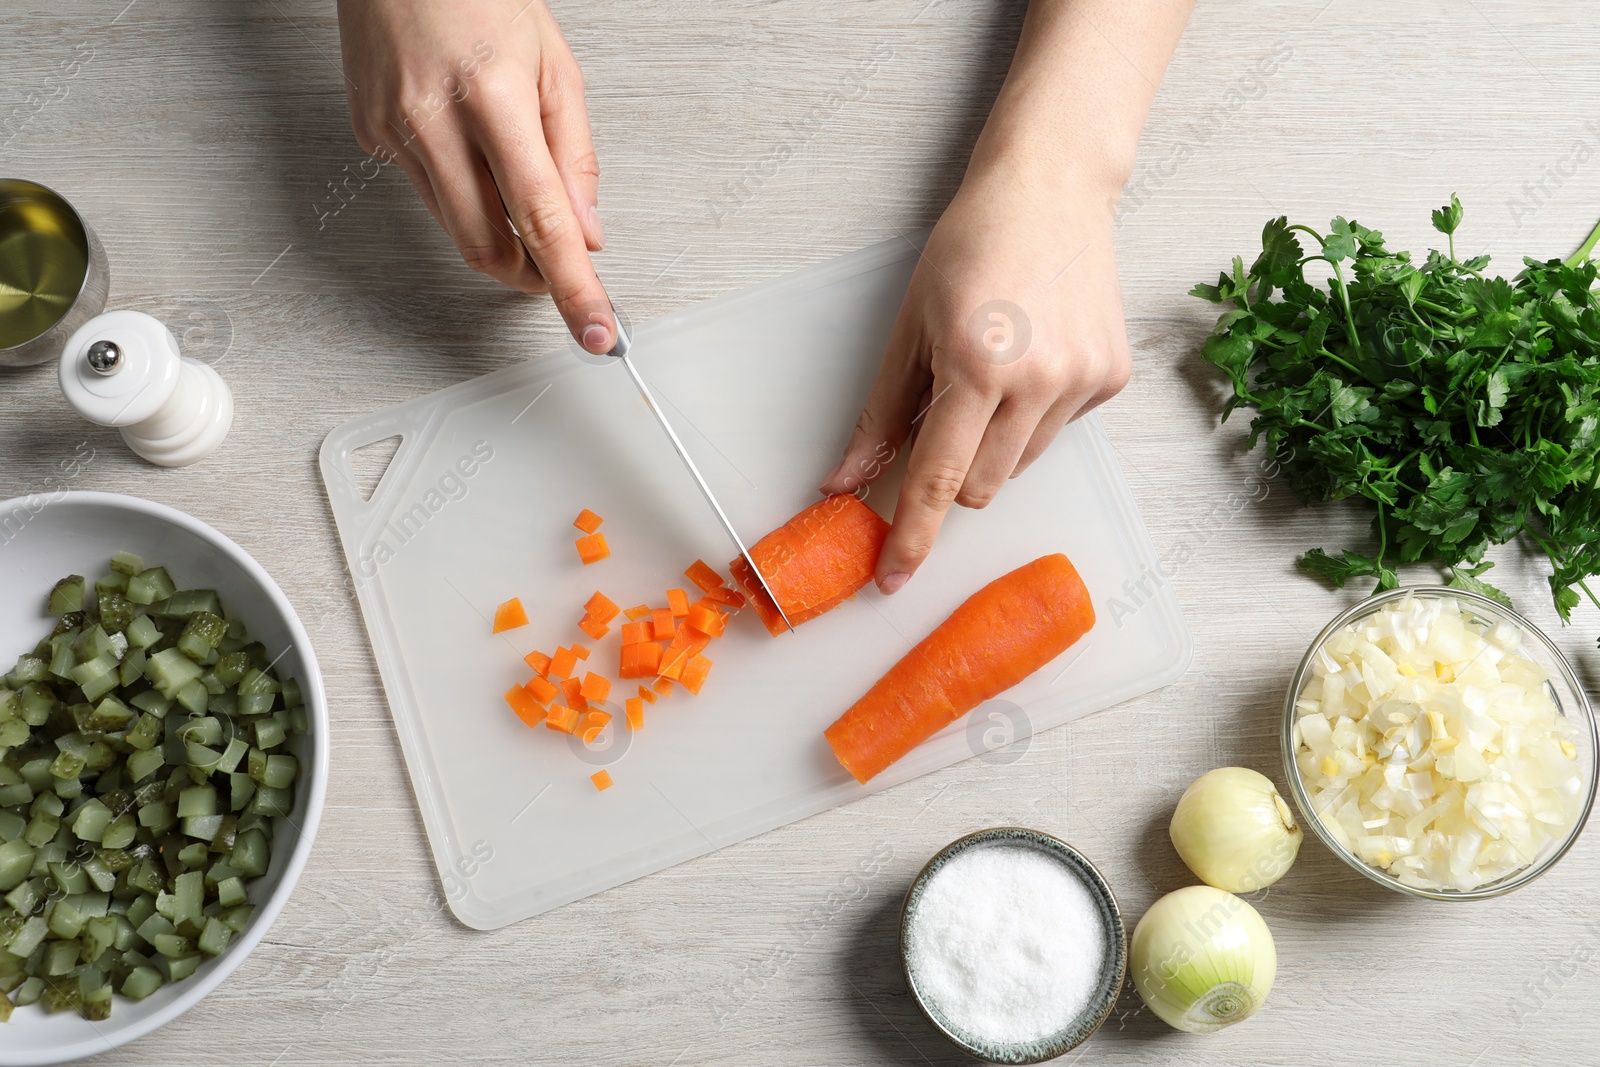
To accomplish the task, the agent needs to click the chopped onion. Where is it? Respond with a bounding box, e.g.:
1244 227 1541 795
1293 593 1585 892
1130 886 1276 1034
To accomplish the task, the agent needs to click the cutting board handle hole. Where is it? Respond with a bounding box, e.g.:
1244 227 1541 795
349 434 403 502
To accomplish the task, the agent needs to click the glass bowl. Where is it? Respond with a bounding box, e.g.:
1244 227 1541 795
1282 586 1597 900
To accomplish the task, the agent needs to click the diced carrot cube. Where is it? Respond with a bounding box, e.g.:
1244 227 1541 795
584 591 621 624
636 642 662 675
582 710 612 730
625 697 644 731
685 559 726 594
576 533 610 564
638 684 657 704
573 509 604 534
652 678 674 697
523 649 552 676
618 644 641 679
659 653 685 681
704 585 746 609
525 675 560 705
492 597 529 633
624 604 652 621
650 608 675 641
549 646 578 679
561 676 588 710
577 614 610 640
504 685 546 727
681 653 713 695
686 602 726 637
591 769 613 791
545 705 579 733
579 724 601 743
580 672 611 703
578 709 611 743
572 643 591 660
666 588 690 617
620 620 652 645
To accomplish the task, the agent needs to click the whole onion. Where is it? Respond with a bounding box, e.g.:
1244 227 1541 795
1169 767 1302 892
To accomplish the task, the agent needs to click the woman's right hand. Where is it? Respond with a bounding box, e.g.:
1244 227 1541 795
336 0 616 352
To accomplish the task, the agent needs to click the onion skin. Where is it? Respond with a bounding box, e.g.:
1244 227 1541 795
1169 767 1302 892
1130 886 1276 1034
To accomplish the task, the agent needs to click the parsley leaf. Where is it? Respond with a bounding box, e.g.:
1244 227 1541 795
1196 198 1600 635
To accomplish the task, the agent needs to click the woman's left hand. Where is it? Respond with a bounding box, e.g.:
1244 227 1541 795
819 161 1132 594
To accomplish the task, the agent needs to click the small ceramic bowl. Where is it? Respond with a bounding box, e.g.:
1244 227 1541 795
0 492 329 1065
899 827 1126 1064
1283 586 1598 900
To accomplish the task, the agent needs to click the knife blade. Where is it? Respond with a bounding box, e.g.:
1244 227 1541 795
603 310 795 634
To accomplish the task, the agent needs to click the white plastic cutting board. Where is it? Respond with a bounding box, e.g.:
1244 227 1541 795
320 234 1191 929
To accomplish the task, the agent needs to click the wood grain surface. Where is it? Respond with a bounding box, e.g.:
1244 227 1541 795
3 1 1599 1063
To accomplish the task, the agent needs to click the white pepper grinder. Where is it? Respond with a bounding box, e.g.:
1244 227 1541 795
57 310 233 467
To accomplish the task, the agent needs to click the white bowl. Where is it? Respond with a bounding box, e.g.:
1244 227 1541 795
0 491 328 1064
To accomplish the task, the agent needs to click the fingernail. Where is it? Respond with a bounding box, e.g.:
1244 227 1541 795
581 323 610 352
586 205 605 249
879 571 909 595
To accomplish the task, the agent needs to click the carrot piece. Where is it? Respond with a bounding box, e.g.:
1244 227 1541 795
584 591 621 624
577 614 610 641
729 494 889 637
666 588 691 617
625 697 644 730
492 597 529 633
618 644 642 679
560 676 588 711
620 620 652 645
572 643 591 660
703 585 746 609
524 675 560 706
638 685 657 704
580 672 611 703
650 608 675 641
545 705 579 733
824 554 1095 783
504 685 547 728
576 533 610 564
686 602 727 637
573 509 604 534
680 653 713 695
652 678 674 697
684 559 728 595
591 769 613 791
659 628 710 679
523 649 552 676
624 604 652 621
581 710 612 730
549 646 578 679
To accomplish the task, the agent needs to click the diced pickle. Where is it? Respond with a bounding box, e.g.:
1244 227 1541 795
125 567 177 606
48 576 85 615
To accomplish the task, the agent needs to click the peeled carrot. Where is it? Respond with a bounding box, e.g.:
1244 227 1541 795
702 585 745 609
492 597 529 633
729 494 890 638
577 614 610 641
666 588 690 617
684 559 728 595
652 678 674 697
576 533 610 564
638 685 657 704
620 620 652 645
619 641 663 679
686 601 726 637
650 608 675 641
624 604 652 621
524 675 560 706
549 646 578 679
584 591 621 624
580 672 611 704
504 685 546 728
659 629 710 679
545 705 579 733
523 649 552 676
680 653 713 695
572 643 591 660
824 554 1095 784
591 769 613 791
624 697 644 730
574 509 604 534
560 676 588 711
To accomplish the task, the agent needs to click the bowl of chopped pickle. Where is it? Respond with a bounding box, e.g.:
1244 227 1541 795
0 491 327 1064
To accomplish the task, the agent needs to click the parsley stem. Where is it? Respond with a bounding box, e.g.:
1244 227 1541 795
1564 214 1600 268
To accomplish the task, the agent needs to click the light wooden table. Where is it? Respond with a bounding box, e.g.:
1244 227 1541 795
4 1 1599 1063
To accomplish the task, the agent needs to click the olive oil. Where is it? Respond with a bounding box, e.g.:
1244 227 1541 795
0 191 90 349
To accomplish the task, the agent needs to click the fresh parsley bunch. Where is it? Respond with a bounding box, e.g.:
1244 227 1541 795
1193 196 1600 635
